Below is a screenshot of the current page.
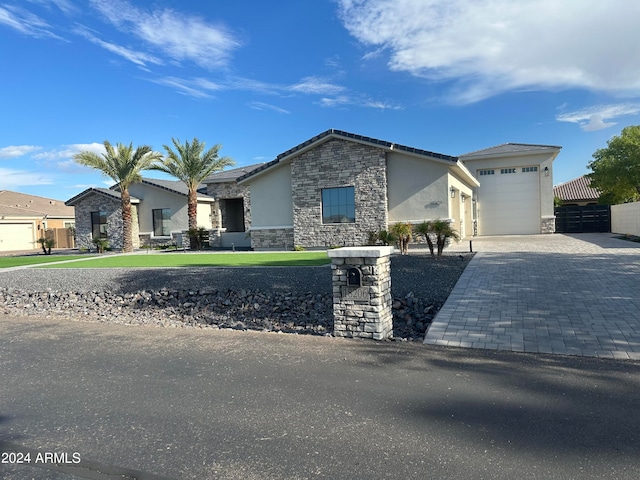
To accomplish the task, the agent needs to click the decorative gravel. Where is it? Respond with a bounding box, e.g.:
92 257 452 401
0 252 473 340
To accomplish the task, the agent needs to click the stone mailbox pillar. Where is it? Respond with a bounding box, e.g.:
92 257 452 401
327 246 394 340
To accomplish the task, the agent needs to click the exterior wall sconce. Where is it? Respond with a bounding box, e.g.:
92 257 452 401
544 166 549 177
450 187 456 198
461 193 467 203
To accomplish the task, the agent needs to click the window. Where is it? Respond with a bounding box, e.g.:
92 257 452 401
478 169 494 176
522 166 538 173
152 208 171 236
322 186 355 224
91 211 107 240
500 168 516 174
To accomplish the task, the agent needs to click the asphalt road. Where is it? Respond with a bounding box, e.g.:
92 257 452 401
1 315 640 480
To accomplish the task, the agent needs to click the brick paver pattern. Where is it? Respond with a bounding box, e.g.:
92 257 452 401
424 233 640 359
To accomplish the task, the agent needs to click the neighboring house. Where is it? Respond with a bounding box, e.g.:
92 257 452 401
553 175 601 206
65 187 141 250
0 190 75 252
66 178 216 250
237 129 480 250
459 143 561 236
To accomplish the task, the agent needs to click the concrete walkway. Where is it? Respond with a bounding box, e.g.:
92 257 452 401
425 233 640 359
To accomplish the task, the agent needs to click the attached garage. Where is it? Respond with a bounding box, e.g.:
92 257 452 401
459 143 561 236
476 167 540 235
0 222 35 252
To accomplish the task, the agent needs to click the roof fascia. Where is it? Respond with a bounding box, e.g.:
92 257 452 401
461 145 562 162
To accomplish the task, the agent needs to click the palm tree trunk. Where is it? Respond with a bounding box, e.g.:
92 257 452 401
121 188 133 253
188 189 198 249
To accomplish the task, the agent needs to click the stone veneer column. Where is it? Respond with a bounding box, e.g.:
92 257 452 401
327 246 394 340
541 216 556 234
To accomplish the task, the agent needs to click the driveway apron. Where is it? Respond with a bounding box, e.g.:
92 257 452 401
424 233 640 359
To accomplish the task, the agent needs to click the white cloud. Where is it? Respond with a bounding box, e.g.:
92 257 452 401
0 4 63 39
75 26 163 67
289 76 345 95
319 95 403 111
0 145 41 159
248 102 290 114
33 143 106 161
556 103 640 131
149 76 222 98
337 0 640 103
26 0 76 15
0 167 54 189
89 0 241 69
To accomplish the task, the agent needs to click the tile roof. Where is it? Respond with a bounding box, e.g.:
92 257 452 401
122 178 214 199
205 163 265 183
0 190 75 217
460 143 562 158
553 175 601 202
237 129 457 183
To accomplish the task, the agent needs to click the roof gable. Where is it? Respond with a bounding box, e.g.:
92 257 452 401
65 187 140 206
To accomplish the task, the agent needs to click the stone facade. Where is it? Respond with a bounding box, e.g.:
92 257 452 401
541 216 555 234
250 228 294 250
328 247 393 340
206 182 251 232
291 139 388 248
73 194 140 250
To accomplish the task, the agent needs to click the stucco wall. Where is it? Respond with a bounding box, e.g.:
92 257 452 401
128 184 197 237
248 163 293 228
290 138 388 248
387 152 450 223
611 201 640 236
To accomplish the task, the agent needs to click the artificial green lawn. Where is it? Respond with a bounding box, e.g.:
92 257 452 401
38 251 331 268
0 255 93 269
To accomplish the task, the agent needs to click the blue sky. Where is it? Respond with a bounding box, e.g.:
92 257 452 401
2 0 640 201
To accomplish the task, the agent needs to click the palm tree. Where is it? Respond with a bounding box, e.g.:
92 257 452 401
389 222 413 255
74 141 162 252
416 219 460 256
152 138 234 249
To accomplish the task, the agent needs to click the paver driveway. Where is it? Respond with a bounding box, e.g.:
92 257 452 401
425 233 640 359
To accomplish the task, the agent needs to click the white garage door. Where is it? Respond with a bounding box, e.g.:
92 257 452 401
477 167 540 235
0 223 35 251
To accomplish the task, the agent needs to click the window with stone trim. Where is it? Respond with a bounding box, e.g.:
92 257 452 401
91 211 108 240
152 208 171 236
321 186 355 224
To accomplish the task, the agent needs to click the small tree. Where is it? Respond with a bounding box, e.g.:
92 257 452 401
187 227 208 250
37 237 55 255
588 125 640 203
389 222 412 255
415 221 436 256
416 219 460 256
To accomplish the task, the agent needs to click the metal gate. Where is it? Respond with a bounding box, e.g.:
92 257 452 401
554 205 611 233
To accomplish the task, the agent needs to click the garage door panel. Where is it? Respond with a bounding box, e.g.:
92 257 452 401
0 223 35 251
478 170 540 235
